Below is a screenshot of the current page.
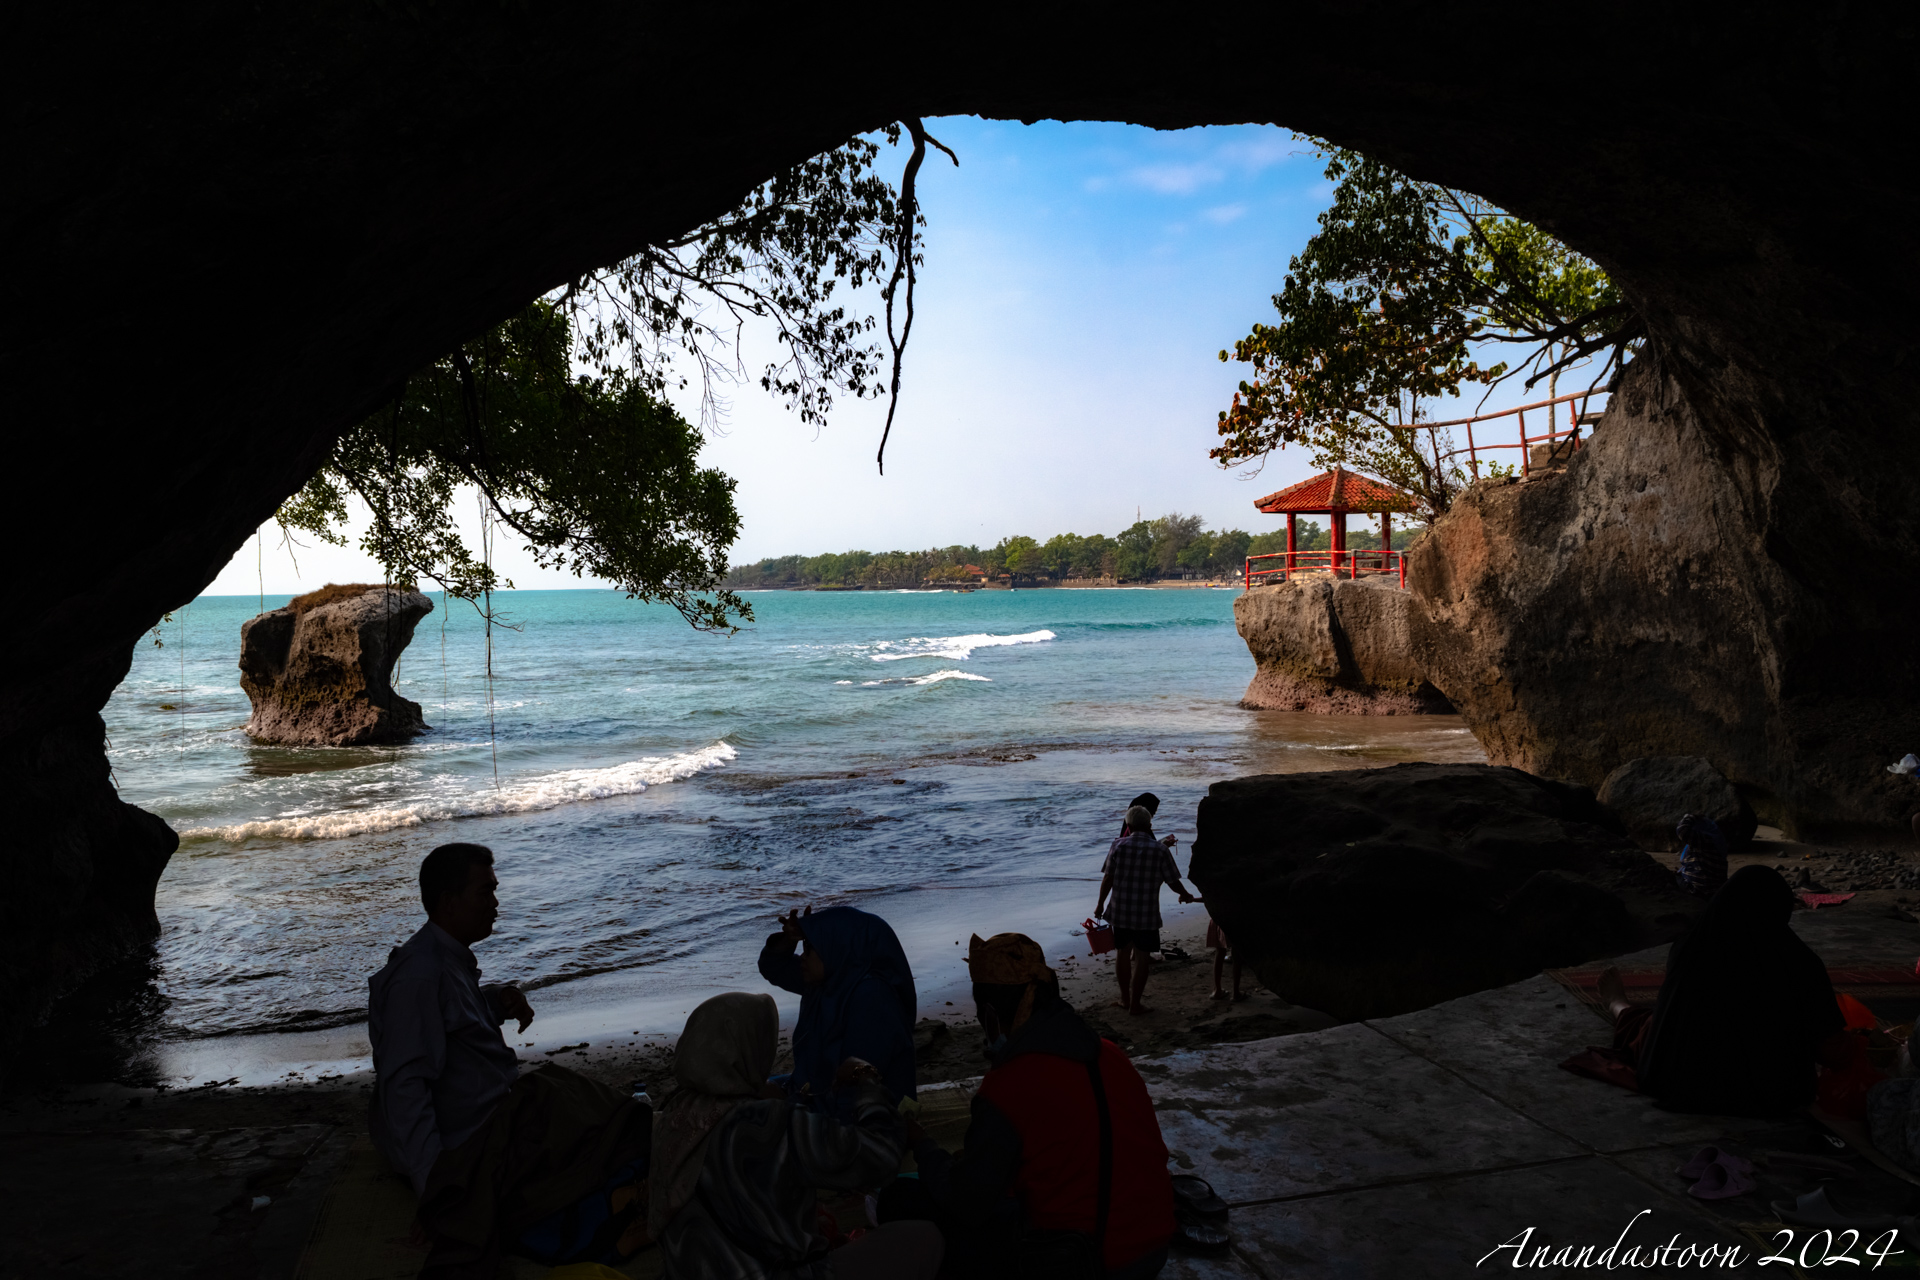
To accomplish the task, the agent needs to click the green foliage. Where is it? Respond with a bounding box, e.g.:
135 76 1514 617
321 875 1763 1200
1215 141 1640 515
998 535 1046 579
278 303 747 632
726 512 1266 589
561 131 918 427
275 129 944 636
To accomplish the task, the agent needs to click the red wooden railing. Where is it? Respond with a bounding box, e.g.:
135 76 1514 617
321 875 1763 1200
1245 549 1406 589
1428 386 1610 480
1239 387 1614 591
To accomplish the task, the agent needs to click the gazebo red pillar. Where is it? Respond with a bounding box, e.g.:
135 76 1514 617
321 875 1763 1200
1285 513 1296 580
1330 507 1348 577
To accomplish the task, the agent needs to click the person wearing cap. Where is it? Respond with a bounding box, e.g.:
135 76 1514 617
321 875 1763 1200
893 933 1174 1278
1096 804 1195 1015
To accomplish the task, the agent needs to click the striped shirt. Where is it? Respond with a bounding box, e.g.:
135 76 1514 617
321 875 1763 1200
1102 832 1183 930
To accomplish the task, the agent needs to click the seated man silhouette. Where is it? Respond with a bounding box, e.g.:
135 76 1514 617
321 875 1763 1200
368 843 651 1278
894 932 1175 1279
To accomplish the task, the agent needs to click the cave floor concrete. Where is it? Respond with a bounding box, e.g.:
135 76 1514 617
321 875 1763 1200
1157 904 1920 1279
7 906 1918 1279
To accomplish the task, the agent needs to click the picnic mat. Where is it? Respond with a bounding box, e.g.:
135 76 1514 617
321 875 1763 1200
1548 967 1920 1018
296 1085 988 1280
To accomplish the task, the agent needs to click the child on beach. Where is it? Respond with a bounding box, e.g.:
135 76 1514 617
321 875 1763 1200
1096 804 1197 1015
1206 917 1243 1002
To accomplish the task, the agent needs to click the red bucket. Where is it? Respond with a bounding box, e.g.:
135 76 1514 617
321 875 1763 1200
1084 917 1114 956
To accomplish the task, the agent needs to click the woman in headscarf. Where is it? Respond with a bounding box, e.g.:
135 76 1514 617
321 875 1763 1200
893 933 1174 1280
653 991 941 1280
758 905 917 1117
1601 865 1847 1115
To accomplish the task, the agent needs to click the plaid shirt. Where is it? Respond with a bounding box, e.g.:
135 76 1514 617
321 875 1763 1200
1102 832 1182 930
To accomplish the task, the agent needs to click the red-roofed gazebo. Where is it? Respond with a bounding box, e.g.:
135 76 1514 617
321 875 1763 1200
1248 467 1420 586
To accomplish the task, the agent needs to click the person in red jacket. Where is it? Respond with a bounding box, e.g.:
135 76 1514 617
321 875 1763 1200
905 932 1174 1279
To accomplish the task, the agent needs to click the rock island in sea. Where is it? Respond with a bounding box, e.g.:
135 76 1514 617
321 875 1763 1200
239 583 434 746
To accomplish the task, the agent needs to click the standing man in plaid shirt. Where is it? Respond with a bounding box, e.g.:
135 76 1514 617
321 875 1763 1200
1095 804 1196 1015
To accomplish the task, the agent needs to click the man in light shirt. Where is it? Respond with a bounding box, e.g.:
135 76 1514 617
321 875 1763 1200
368 842 535 1196
368 843 652 1274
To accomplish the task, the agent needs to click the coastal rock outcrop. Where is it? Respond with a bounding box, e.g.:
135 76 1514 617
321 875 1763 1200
1408 354 1920 840
1188 763 1698 1022
1235 577 1451 715
1597 756 1759 852
240 585 433 746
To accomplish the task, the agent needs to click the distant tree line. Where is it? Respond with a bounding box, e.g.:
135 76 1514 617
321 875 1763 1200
723 513 1424 588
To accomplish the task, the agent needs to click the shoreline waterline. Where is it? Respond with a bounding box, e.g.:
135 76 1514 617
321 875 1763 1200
80 587 1484 1092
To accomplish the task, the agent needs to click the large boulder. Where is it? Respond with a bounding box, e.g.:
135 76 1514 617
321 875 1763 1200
1188 763 1699 1022
1235 576 1451 715
1597 756 1759 851
239 585 433 746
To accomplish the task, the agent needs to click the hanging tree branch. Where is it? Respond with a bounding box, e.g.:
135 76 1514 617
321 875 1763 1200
876 118 956 475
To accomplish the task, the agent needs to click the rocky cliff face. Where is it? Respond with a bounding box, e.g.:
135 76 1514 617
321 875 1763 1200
1409 355 1920 840
1235 577 1452 714
240 586 433 746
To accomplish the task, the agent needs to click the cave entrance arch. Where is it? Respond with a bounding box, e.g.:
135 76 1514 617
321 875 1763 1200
8 9 1917 1027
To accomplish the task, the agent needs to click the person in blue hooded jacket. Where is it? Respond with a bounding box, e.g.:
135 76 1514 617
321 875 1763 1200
758 904 918 1118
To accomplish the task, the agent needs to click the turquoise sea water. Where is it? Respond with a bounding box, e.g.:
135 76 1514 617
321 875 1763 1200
107 587 1481 1080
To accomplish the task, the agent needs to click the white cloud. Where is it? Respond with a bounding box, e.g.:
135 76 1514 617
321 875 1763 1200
1126 162 1224 195
1216 135 1298 173
1204 203 1248 225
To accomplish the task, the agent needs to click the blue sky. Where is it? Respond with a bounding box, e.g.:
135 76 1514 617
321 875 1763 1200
208 120 1546 594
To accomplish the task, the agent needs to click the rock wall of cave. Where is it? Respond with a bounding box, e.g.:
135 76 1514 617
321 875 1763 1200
1410 354 1920 839
1 713 178 1029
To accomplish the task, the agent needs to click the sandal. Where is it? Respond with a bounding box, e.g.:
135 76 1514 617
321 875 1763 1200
1171 1212 1231 1256
1171 1174 1228 1221
1677 1146 1752 1181
1688 1160 1756 1201
1771 1184 1902 1231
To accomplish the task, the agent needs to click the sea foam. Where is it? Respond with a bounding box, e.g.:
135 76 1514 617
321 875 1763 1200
858 669 993 687
868 629 1055 662
178 741 737 843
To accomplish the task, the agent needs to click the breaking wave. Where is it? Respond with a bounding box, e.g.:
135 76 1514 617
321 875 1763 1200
868 630 1056 662
178 742 737 843
844 670 993 687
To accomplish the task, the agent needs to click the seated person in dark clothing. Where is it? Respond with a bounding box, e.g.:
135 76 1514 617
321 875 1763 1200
652 991 941 1280
758 904 918 1118
899 932 1174 1280
1598 864 1850 1115
1673 812 1729 897
369 843 651 1277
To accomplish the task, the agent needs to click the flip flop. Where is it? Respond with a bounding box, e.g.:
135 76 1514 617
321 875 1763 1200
1171 1174 1228 1221
1677 1146 1752 1181
1171 1211 1231 1256
1688 1160 1757 1201
1771 1185 1902 1231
